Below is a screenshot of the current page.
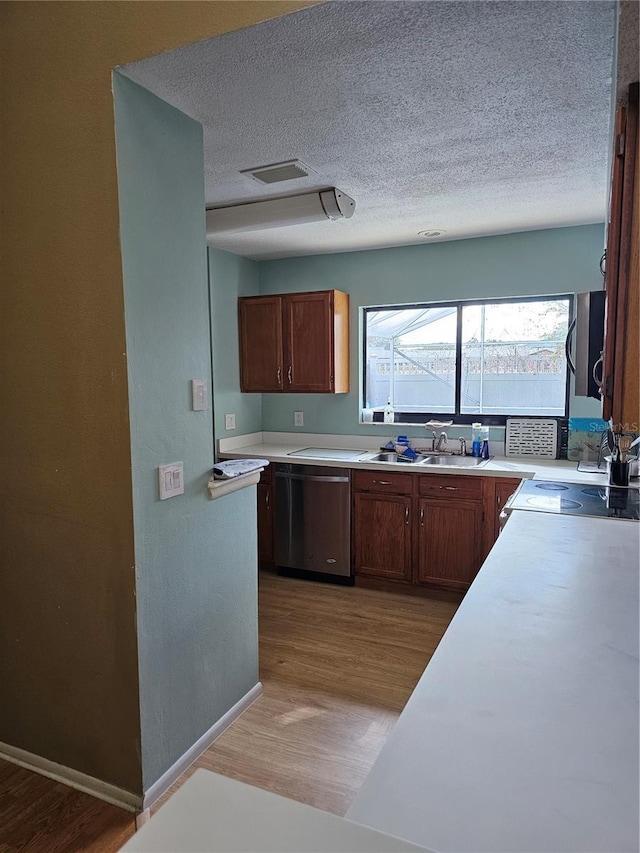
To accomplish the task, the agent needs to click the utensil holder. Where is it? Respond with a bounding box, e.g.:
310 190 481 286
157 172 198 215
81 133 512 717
608 460 630 487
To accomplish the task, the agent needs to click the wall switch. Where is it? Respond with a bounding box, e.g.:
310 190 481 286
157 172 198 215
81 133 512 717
294 411 304 427
225 413 236 431
158 462 184 500
191 379 207 411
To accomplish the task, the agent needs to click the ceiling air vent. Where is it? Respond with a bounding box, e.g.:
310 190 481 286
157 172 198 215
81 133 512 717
241 160 314 185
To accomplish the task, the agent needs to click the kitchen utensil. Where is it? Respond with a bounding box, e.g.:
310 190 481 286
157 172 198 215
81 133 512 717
608 460 630 487
629 435 640 451
619 436 631 462
605 454 639 479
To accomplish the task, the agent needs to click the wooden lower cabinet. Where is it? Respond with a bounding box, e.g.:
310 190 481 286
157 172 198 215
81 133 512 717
492 477 521 541
417 498 483 589
353 492 412 581
257 468 274 565
353 474 522 591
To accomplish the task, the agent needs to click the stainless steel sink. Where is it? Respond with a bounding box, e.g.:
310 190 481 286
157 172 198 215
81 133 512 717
419 455 488 467
368 452 422 464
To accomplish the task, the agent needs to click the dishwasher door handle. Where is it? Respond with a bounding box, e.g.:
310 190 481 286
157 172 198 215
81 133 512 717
275 472 350 483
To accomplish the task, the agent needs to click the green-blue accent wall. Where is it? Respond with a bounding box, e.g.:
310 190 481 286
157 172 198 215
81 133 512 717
114 73 258 792
248 224 603 439
209 249 262 438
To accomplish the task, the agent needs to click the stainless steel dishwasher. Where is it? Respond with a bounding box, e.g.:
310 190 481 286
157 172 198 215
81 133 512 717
274 463 352 583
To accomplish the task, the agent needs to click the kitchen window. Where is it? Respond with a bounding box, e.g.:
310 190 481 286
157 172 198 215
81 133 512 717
363 295 572 424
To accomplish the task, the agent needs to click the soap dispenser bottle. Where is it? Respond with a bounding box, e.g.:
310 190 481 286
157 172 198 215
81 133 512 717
471 422 483 457
383 397 395 424
480 426 490 459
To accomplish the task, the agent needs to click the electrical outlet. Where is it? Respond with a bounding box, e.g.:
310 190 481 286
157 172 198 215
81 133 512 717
225 413 236 430
191 379 207 411
158 462 184 500
294 411 304 427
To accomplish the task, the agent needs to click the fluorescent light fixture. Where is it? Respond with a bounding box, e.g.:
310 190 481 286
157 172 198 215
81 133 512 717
206 188 356 236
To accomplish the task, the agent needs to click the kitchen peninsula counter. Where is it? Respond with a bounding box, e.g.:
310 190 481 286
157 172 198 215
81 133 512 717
346 510 640 852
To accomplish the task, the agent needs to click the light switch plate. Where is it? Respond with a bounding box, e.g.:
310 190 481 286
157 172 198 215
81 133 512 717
294 411 304 427
192 379 207 411
225 414 236 430
158 462 184 500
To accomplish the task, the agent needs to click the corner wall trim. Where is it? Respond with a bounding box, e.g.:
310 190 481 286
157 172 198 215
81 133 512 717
142 681 263 811
0 741 142 812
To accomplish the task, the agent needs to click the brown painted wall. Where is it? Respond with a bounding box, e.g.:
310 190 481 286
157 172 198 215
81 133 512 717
0 0 310 794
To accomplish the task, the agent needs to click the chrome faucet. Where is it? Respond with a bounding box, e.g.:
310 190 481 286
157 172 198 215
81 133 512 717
458 437 467 456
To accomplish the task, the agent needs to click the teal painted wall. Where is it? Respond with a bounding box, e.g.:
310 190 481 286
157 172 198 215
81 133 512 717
114 74 258 792
209 248 262 440
258 225 604 439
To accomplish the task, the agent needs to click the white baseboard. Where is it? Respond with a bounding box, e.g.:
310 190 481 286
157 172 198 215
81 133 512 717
0 741 142 812
142 681 263 810
0 682 263 816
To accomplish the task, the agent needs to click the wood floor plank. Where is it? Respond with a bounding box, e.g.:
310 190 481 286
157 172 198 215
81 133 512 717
1 570 459 849
154 570 460 817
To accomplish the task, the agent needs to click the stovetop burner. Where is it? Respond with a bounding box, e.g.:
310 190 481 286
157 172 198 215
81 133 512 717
581 487 606 498
510 479 639 521
526 496 583 510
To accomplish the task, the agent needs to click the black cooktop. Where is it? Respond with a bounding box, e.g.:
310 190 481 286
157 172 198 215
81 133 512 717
510 479 640 521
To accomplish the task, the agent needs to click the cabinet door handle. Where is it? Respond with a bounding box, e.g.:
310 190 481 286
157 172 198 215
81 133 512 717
405 506 409 524
287 366 292 384
277 366 282 385
266 491 270 509
592 352 604 396
374 480 392 485
420 506 424 526
496 492 501 506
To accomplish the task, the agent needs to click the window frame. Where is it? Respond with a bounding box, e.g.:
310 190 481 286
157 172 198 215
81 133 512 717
363 294 574 426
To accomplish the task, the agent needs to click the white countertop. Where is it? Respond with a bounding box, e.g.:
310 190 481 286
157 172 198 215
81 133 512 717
218 432 610 484
346 511 640 852
120 769 429 852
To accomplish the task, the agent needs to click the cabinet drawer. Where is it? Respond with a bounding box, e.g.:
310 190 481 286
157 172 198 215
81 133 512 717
353 469 413 495
418 474 483 501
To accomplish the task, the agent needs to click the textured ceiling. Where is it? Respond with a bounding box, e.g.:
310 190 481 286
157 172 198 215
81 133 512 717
121 1 616 260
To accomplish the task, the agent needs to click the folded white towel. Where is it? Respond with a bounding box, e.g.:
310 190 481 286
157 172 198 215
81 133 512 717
212 459 270 480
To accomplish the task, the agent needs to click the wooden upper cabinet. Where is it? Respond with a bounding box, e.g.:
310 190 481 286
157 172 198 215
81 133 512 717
239 296 283 392
284 292 333 392
602 82 639 433
239 290 350 394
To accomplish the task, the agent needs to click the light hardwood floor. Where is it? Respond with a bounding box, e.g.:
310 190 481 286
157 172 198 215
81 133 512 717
0 570 460 851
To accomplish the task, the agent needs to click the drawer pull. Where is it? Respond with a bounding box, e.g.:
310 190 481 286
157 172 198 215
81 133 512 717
375 480 392 485
440 486 458 491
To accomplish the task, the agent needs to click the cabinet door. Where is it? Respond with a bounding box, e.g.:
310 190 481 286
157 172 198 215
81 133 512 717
417 498 483 589
353 492 412 581
602 83 639 431
283 292 334 392
257 484 273 564
238 296 283 392
493 478 521 541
